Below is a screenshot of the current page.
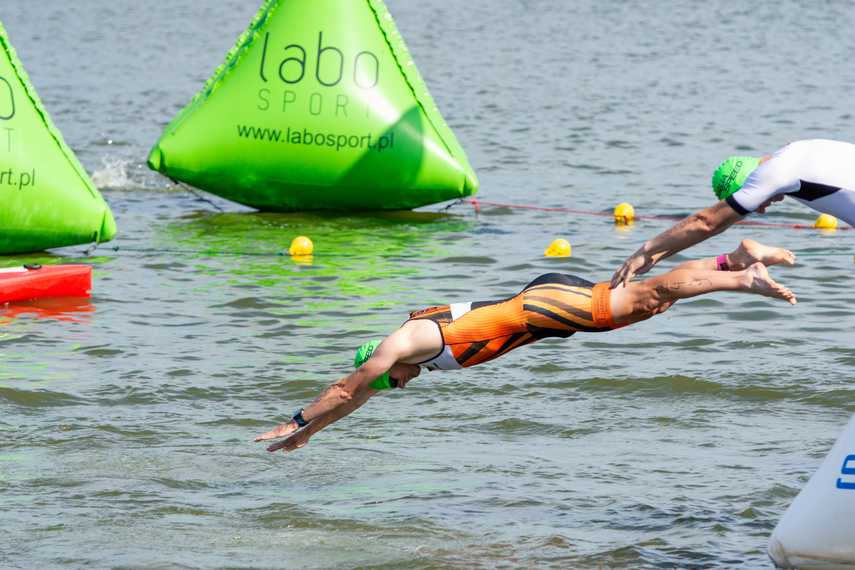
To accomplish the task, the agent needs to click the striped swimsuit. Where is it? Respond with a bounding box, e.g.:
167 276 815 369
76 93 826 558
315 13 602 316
407 273 625 370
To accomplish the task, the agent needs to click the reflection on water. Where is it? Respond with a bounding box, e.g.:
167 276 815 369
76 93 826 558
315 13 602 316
0 298 97 323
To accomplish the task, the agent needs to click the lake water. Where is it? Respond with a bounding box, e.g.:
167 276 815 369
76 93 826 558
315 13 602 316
2 1 855 568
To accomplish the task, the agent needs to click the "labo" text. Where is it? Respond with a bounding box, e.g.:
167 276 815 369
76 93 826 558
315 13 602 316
258 31 380 89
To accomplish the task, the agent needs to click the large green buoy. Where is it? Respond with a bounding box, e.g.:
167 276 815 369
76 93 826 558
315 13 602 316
148 0 478 212
0 21 116 254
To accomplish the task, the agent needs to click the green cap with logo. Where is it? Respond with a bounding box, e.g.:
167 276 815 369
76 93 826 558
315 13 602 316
354 339 393 390
711 156 762 200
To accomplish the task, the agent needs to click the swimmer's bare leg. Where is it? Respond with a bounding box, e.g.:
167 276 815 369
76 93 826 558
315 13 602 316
738 262 796 305
611 262 796 325
727 239 796 270
672 239 795 272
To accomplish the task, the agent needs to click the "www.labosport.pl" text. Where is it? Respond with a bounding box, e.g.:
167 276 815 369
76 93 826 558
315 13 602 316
237 124 395 152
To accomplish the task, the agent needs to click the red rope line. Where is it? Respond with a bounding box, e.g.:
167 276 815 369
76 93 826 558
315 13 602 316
460 199 853 230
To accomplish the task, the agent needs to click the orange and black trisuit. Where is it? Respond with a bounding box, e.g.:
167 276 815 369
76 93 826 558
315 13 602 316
407 273 627 370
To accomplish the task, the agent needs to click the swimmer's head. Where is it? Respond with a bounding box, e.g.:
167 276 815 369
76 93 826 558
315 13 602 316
711 156 761 200
354 339 396 390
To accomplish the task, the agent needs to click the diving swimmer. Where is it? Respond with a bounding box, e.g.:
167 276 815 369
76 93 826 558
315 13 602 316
256 239 796 454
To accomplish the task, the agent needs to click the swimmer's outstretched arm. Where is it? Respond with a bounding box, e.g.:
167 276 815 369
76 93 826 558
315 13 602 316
254 326 428 453
252 356 394 452
258 385 380 453
610 201 747 288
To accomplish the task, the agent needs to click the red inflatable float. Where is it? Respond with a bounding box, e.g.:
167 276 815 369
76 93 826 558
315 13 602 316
0 264 92 304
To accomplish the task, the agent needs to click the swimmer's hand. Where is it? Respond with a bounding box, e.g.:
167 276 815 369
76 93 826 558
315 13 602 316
254 421 304 453
610 251 654 289
260 428 311 454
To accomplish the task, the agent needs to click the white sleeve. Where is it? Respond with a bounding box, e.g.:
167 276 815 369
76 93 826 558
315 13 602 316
729 152 801 213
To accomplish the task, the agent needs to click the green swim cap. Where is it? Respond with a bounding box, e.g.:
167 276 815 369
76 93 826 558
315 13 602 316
354 339 392 390
711 156 762 200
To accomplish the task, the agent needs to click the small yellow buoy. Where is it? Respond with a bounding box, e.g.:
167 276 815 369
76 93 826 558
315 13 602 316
544 238 571 257
614 202 634 224
814 214 837 229
289 236 314 255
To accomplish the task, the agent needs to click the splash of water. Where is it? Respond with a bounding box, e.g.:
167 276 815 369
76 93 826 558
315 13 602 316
91 156 133 189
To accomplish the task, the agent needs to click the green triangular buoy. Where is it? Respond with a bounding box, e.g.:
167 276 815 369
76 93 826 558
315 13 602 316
148 0 479 212
0 21 117 254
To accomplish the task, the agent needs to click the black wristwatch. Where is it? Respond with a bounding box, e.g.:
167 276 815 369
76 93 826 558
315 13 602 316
293 408 308 427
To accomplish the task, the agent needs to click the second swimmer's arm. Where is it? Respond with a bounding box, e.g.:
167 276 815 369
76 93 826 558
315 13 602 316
611 201 745 288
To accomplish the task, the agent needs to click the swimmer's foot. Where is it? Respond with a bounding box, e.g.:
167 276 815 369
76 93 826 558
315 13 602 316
739 262 797 305
729 239 795 270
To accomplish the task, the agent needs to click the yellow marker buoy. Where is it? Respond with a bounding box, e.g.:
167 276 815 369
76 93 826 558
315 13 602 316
814 214 837 229
289 236 314 255
614 202 634 224
544 239 571 257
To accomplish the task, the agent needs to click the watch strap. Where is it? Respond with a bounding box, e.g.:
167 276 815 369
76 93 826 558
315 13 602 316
293 408 308 427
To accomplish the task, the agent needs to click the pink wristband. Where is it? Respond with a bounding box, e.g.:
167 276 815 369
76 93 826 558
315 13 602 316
716 254 731 271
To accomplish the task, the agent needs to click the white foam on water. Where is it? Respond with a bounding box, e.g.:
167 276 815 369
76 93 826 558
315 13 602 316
91 156 134 189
